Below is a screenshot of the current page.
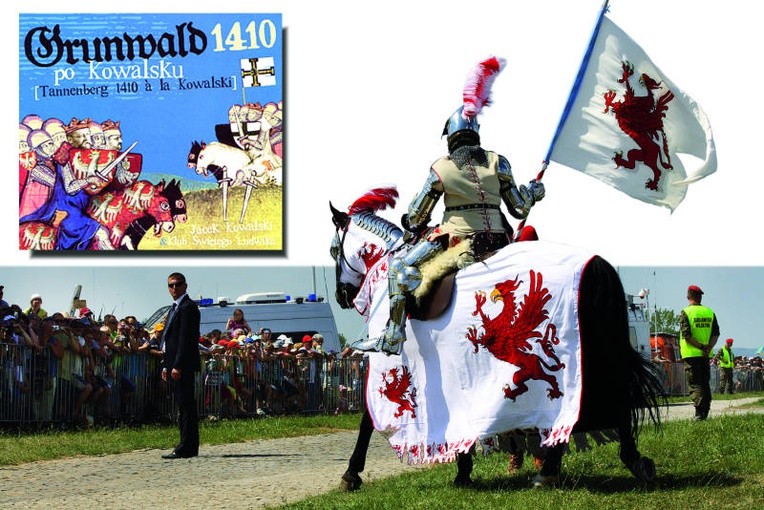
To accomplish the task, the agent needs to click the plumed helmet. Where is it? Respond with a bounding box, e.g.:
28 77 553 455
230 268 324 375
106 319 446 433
442 56 506 139
442 106 480 138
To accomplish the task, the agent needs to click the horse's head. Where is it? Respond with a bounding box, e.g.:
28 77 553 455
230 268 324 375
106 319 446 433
141 180 173 235
330 187 403 309
163 178 187 225
187 141 203 170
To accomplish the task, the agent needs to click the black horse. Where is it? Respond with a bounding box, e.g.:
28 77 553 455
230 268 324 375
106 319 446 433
331 196 665 489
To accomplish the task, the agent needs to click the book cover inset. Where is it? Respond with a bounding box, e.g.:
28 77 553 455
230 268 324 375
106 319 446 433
19 13 283 252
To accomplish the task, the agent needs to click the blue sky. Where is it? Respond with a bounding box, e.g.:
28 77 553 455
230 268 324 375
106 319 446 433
1 264 761 351
617 266 762 352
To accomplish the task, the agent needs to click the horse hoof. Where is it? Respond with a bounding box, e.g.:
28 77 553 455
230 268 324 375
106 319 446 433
628 456 656 484
531 474 559 488
507 453 524 473
340 472 363 491
453 475 472 488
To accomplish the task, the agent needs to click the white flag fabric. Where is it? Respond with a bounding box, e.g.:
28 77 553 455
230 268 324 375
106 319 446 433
549 16 716 211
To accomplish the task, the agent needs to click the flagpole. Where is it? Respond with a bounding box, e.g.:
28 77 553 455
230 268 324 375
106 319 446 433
514 0 610 239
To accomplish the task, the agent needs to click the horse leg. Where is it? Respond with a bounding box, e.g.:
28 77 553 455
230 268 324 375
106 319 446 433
532 443 564 488
340 408 374 491
617 415 656 484
453 446 475 487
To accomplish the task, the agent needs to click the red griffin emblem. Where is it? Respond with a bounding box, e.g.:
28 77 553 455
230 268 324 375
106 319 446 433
360 241 385 272
603 61 675 191
378 366 418 418
467 270 565 401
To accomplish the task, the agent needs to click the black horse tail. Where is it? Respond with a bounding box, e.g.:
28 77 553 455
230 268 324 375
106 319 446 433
625 342 667 437
576 255 667 440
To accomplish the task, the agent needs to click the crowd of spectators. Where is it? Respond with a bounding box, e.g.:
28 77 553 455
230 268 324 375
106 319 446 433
713 354 764 393
0 290 367 428
652 347 764 396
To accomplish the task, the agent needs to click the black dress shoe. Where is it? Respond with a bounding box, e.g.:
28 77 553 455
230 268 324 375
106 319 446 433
162 451 197 459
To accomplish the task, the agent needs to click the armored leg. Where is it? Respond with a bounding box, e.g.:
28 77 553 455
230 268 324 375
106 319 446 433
352 240 443 355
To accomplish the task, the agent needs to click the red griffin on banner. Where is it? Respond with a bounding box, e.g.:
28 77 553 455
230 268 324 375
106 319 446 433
467 270 565 401
378 366 418 419
603 61 675 191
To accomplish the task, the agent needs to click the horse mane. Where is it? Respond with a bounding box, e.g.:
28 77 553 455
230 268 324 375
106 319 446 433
348 187 398 215
345 187 403 249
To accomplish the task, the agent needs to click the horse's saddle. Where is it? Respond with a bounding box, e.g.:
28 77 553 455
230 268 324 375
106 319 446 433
407 272 456 321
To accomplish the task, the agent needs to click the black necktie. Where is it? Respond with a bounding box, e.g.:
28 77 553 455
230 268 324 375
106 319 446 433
168 302 178 325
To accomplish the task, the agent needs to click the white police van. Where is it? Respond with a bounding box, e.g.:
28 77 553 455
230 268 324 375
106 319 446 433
626 293 651 359
143 291 342 353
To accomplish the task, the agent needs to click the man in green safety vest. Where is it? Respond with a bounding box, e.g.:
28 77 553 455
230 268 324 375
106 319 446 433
678 285 720 420
715 337 735 394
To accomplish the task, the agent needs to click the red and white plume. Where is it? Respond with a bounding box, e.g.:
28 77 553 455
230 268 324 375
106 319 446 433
462 56 506 118
348 186 399 215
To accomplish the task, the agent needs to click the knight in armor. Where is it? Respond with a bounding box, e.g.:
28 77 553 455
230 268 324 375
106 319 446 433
355 56 544 355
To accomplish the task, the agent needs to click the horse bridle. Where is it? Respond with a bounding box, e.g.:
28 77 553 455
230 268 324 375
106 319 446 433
332 225 363 309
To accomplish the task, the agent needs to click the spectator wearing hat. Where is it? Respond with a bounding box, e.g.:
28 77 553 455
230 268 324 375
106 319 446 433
678 284 720 420
715 338 735 394
25 293 47 319
140 322 166 423
299 335 323 412
79 307 95 324
312 333 329 356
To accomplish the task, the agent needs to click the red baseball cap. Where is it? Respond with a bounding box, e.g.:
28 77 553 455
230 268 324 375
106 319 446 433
726 338 733 345
687 285 704 294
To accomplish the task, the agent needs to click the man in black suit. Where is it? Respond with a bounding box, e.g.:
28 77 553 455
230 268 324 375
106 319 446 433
161 272 201 459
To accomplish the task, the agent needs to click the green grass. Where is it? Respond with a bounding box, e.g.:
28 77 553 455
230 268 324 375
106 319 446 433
0 413 359 466
283 412 764 510
2 395 762 509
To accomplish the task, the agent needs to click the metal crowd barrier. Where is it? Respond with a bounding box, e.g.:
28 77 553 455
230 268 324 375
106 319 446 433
0 343 368 427
653 360 764 396
5 343 761 427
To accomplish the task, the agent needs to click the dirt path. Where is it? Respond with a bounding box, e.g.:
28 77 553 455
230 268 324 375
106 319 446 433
0 398 760 509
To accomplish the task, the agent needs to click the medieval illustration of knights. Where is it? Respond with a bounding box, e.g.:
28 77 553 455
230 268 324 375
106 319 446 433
354 56 545 355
